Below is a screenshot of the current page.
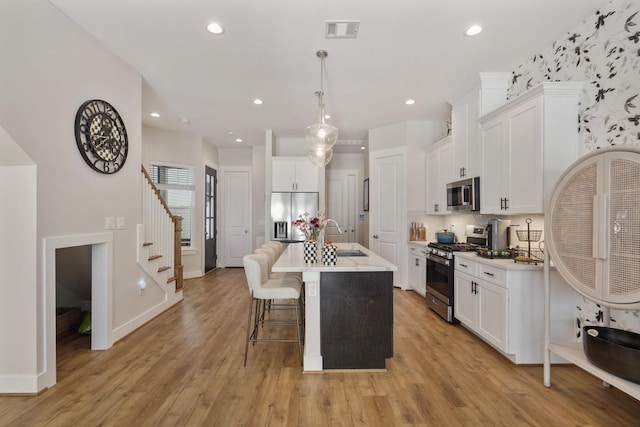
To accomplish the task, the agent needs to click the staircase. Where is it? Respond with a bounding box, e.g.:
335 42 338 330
138 165 184 292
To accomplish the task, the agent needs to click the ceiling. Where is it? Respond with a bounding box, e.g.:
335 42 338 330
50 0 607 151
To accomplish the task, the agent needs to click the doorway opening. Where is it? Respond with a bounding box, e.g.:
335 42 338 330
42 232 113 389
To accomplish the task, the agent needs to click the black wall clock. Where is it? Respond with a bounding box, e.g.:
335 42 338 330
74 99 128 174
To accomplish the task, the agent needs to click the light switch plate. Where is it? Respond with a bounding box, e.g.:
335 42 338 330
106 216 115 230
117 217 126 229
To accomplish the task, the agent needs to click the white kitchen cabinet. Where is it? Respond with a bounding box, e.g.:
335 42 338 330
451 90 481 180
451 73 510 181
479 82 584 215
425 137 452 215
272 156 319 192
454 253 550 364
480 95 542 214
454 269 508 352
407 243 428 296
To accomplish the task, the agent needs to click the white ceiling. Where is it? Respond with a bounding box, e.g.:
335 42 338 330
50 0 608 151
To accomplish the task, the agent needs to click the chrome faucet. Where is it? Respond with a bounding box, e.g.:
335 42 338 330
326 219 343 234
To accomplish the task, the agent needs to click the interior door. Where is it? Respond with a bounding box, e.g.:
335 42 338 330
326 170 358 243
222 167 251 267
204 165 217 273
370 149 405 286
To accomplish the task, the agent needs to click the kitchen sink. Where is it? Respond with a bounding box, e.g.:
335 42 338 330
336 249 367 257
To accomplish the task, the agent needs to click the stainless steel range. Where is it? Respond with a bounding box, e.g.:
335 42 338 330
426 225 487 323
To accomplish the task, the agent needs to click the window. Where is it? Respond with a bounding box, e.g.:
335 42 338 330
150 163 195 247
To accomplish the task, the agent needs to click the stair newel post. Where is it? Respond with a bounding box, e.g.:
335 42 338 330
173 215 184 290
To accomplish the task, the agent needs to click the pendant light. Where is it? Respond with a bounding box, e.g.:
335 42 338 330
305 50 338 166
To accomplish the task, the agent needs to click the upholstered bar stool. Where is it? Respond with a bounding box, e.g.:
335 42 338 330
263 242 303 283
264 240 283 256
243 253 303 366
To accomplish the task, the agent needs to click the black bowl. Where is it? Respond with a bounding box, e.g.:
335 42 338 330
583 326 640 384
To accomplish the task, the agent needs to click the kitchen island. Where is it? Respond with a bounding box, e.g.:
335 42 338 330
272 242 398 371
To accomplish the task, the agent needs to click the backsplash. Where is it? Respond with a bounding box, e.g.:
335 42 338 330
508 0 640 152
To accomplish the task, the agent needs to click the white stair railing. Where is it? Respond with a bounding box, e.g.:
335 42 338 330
139 165 183 291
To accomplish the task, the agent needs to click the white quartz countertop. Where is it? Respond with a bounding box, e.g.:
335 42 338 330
454 251 544 271
273 242 398 273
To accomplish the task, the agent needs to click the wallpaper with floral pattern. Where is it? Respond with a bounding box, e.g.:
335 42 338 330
508 0 640 152
508 0 640 334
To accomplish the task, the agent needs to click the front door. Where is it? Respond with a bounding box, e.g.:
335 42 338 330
205 165 217 273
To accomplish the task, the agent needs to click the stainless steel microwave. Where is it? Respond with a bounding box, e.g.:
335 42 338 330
446 177 480 212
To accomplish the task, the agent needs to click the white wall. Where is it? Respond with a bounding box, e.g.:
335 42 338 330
219 147 253 166
0 0 173 392
0 123 37 392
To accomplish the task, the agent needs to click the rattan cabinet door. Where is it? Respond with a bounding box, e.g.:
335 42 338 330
546 147 640 308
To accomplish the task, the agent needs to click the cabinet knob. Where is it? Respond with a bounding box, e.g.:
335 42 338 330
373 234 379 239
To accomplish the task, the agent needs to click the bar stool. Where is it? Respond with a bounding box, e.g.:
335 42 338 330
264 240 283 256
262 243 303 283
243 253 303 366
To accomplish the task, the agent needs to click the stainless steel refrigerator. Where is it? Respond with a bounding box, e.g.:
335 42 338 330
271 192 319 242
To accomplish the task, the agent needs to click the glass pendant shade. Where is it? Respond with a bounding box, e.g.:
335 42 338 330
307 146 333 167
305 122 338 150
306 50 338 167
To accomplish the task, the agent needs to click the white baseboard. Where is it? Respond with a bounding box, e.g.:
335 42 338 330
0 374 38 394
112 291 183 343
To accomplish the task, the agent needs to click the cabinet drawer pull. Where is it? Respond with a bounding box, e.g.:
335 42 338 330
460 263 468 268
484 271 495 277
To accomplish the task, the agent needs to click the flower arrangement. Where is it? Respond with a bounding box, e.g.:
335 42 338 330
292 211 327 241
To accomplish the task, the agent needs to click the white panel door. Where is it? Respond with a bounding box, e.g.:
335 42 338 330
370 149 405 287
326 169 358 243
222 168 251 267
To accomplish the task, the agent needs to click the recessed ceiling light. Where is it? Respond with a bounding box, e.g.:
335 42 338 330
206 22 225 35
465 25 483 36
235 138 243 143
360 146 365 150
405 99 416 105
253 98 263 105
150 112 160 118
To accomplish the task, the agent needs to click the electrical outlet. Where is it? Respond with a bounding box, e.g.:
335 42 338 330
308 283 317 297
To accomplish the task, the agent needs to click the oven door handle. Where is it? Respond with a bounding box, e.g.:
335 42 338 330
426 254 449 266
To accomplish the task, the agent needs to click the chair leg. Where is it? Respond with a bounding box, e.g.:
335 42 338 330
244 293 255 366
295 297 303 366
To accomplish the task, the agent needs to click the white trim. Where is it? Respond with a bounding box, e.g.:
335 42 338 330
41 232 113 391
112 290 182 342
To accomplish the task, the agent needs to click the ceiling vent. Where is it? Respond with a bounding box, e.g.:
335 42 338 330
325 20 360 38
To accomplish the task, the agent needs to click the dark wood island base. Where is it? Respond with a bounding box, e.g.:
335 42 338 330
320 271 394 369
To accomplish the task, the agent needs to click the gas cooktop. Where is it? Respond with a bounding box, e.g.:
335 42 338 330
427 242 480 252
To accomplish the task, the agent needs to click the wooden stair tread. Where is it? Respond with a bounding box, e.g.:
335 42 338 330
143 242 153 247
158 266 171 273
148 254 162 261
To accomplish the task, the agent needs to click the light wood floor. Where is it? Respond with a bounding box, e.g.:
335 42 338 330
1 268 639 426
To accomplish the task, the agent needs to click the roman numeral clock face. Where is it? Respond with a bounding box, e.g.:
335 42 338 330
74 99 128 174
